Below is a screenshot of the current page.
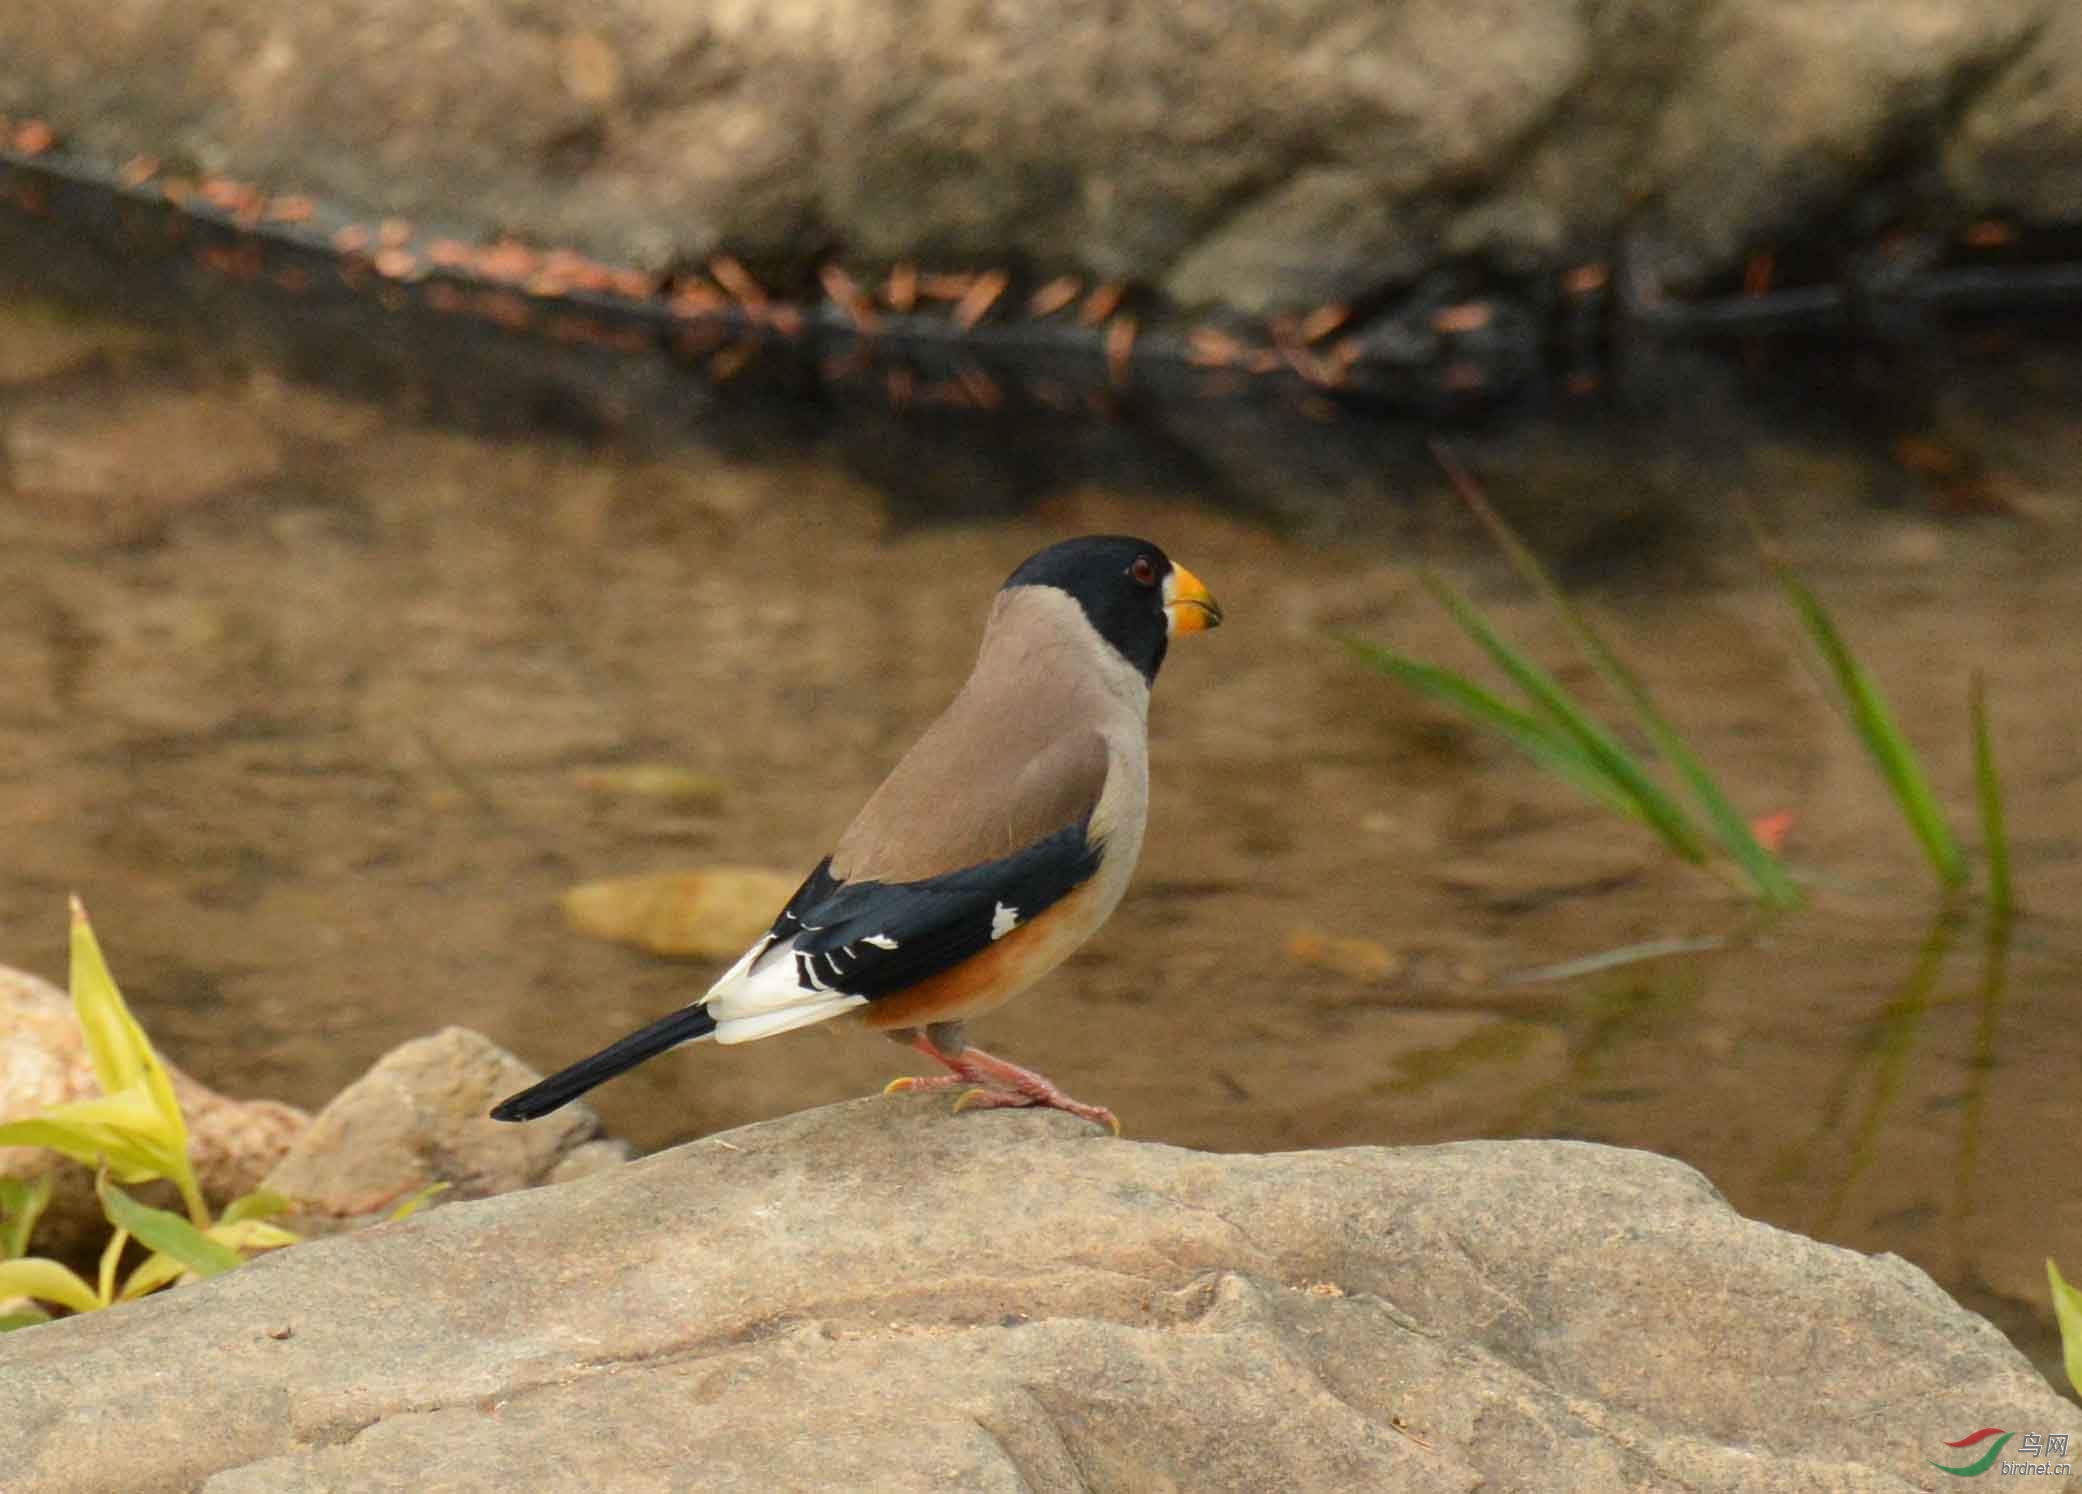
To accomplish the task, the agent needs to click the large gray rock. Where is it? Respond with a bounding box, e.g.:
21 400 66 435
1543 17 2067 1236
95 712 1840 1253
0 0 2073 309
1 1098 2074 1492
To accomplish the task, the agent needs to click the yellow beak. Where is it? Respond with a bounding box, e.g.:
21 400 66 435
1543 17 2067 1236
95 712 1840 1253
1164 564 1223 636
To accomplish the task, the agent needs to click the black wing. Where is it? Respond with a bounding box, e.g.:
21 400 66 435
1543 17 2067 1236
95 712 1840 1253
757 821 1103 1001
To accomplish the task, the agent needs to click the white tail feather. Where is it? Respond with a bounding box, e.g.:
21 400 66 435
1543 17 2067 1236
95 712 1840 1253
703 934 866 1044
712 996 866 1044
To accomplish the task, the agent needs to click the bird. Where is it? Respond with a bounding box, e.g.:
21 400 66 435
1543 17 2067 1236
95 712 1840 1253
490 534 1222 1135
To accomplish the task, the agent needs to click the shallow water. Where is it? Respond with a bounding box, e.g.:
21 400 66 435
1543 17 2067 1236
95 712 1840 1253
1 284 2078 1388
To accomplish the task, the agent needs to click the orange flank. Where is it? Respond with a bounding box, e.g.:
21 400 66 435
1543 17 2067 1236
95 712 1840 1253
859 883 1099 1030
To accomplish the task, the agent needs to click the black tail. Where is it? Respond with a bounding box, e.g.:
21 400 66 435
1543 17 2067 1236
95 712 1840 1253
490 1004 718 1122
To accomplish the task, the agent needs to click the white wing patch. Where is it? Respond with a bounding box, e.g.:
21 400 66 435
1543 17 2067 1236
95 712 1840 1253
862 933 899 950
990 901 1021 941
701 933 866 1045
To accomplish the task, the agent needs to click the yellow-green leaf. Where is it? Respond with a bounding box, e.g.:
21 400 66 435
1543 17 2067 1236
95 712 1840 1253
0 1175 55 1259
69 897 148 1094
97 1178 241 1279
0 1257 103 1315
0 1123 166 1184
0 1305 52 1331
0 1086 187 1183
69 897 190 1153
220 1190 294 1226
121 1218 298 1300
209 1218 298 1251
115 1251 187 1301
2049 1259 2082 1399
387 1181 452 1223
97 1226 127 1305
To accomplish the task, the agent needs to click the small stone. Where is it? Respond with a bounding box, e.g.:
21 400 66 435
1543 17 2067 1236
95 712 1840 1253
560 869 798 959
260 1028 607 1224
572 765 727 812
1282 927 1404 982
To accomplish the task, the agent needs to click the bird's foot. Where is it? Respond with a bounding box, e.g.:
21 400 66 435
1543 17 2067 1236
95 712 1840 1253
888 1036 1119 1134
950 1084 1121 1136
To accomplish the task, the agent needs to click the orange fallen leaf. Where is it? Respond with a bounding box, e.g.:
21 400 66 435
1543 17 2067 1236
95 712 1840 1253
1749 810 1795 854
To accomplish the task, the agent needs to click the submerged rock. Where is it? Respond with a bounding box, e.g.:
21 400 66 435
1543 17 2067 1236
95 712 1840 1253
0 1098 2072 1492
2 390 283 543
559 867 799 959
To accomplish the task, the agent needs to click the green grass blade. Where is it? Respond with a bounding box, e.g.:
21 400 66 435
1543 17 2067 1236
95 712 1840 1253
1419 573 1715 865
1336 636 1641 820
1817 911 1958 1231
1969 672 2013 915
1429 445 1799 906
1775 568 1966 888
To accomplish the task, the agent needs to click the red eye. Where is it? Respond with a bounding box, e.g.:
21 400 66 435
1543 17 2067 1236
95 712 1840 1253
1130 555 1156 587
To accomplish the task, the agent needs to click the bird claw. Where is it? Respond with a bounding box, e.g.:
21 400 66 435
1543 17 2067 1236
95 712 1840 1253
1083 1104 1125 1138
884 1074 965 1096
950 1085 1024 1114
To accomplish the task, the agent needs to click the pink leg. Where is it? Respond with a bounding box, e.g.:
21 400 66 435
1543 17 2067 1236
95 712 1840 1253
883 1032 1119 1134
